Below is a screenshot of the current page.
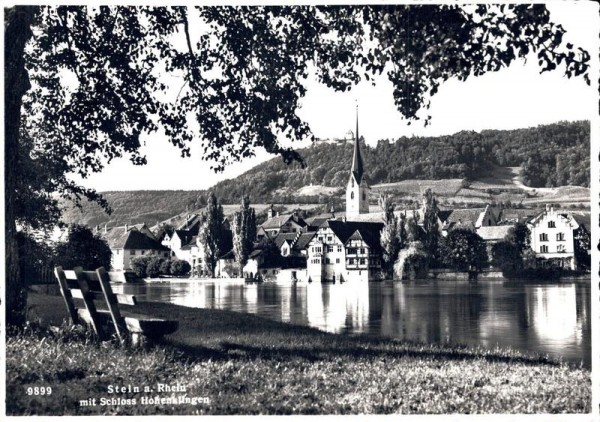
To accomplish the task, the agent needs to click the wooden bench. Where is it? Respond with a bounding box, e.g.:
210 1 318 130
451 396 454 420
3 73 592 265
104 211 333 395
54 266 178 346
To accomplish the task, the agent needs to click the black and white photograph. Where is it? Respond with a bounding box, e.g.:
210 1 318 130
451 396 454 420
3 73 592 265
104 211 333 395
2 0 598 417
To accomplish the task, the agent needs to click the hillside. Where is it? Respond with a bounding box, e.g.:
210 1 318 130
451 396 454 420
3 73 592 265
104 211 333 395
59 121 590 227
209 120 589 203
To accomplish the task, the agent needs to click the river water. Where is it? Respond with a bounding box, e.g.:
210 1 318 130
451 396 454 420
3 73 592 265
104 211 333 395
113 278 591 367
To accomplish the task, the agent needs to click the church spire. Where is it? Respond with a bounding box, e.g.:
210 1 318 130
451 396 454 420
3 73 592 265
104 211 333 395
351 103 364 183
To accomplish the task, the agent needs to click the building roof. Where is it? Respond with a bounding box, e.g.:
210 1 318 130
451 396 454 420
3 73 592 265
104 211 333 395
568 212 590 229
444 208 485 225
262 214 292 230
174 229 195 247
262 213 308 230
476 225 514 241
498 209 538 224
122 230 170 251
294 232 316 251
326 220 384 252
101 226 132 249
305 215 341 230
438 210 453 223
154 226 175 242
274 233 298 249
177 213 203 234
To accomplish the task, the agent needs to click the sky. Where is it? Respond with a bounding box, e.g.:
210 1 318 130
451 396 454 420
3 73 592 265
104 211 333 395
73 1 599 192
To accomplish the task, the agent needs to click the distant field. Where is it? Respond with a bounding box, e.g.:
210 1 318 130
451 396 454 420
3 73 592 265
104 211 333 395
295 185 342 196
373 179 464 196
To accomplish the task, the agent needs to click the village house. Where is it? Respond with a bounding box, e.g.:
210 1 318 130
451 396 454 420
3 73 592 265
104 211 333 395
306 219 384 283
528 205 586 270
100 224 171 271
259 206 308 238
161 229 195 260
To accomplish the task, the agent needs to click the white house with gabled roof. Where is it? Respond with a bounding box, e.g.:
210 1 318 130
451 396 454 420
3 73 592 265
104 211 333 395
528 205 580 270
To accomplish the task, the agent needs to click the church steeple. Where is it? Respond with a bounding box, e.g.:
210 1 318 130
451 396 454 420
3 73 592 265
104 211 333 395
351 104 364 183
346 103 369 218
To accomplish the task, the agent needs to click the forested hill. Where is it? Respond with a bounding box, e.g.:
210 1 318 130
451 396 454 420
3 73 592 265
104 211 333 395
59 121 589 227
211 120 589 203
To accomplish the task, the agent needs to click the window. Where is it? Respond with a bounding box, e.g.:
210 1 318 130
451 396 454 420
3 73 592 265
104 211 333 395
349 258 355 265
359 258 366 265
540 245 549 253
557 244 566 253
164 252 169 258
327 236 332 242
325 258 330 264
539 233 548 242
347 248 357 255
351 192 354 199
141 250 145 255
548 221 556 228
336 258 340 264
362 192 366 200
557 233 565 241
337 245 342 252
360 248 365 255
131 250 136 255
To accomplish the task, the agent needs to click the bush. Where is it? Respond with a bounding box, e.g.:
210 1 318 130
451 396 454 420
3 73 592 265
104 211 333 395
159 259 172 276
170 259 191 276
491 241 523 276
146 256 165 278
130 256 151 278
394 241 429 280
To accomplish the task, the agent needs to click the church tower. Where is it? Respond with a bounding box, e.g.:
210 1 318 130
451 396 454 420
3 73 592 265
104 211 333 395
346 105 369 218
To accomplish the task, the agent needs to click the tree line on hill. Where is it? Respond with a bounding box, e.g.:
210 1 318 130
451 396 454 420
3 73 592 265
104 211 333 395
210 121 589 203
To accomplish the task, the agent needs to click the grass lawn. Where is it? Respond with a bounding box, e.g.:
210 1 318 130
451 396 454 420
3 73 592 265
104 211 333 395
6 292 591 415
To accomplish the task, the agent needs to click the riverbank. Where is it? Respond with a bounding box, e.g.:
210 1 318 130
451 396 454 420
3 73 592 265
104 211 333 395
7 292 590 415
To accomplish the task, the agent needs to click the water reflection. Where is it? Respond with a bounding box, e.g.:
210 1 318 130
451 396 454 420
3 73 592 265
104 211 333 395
114 279 590 367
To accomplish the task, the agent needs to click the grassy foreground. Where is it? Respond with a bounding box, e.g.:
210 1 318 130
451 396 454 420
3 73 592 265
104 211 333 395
6 292 590 415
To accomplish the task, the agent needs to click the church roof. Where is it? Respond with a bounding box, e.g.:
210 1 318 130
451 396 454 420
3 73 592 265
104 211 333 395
350 106 364 183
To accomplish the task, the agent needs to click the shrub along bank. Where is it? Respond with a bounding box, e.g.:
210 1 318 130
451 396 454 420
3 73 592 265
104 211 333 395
6 292 591 415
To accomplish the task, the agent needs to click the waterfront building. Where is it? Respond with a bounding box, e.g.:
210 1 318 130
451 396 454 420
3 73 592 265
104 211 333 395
100 224 171 271
528 205 582 270
306 219 384 283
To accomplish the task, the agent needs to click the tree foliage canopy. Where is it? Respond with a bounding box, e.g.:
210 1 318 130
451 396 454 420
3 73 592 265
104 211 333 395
23 5 590 188
443 228 488 272
53 224 112 270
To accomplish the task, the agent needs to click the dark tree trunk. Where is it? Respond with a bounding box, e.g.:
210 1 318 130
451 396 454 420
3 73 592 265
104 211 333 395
5 6 36 327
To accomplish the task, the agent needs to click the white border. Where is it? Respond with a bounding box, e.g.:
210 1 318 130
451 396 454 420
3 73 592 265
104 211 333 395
2 1 599 421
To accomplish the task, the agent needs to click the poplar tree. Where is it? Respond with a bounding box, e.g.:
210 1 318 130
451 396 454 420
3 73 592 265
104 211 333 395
231 196 257 273
422 188 441 264
379 194 400 274
198 192 224 278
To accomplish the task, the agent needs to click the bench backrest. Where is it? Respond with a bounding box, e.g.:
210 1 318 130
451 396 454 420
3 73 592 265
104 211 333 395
54 266 137 343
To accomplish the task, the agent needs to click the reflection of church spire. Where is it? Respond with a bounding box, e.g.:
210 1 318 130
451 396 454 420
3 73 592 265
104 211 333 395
351 104 364 183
